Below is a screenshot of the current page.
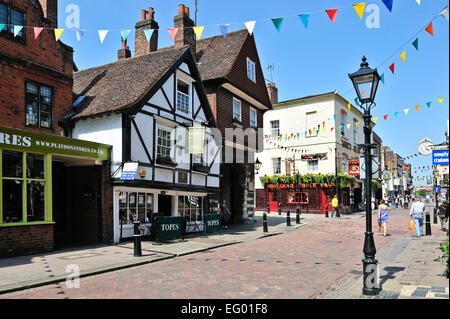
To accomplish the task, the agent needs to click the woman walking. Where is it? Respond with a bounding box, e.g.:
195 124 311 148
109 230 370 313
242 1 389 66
378 200 389 237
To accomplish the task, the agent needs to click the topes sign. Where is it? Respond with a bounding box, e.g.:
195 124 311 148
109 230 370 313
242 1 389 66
432 149 449 165
204 214 221 233
0 125 111 160
157 216 182 240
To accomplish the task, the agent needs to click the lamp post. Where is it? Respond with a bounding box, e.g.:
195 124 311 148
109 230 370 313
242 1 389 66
349 56 381 296
335 147 340 217
255 158 268 232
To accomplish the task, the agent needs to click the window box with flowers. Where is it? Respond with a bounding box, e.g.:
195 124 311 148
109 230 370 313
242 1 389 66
193 163 210 174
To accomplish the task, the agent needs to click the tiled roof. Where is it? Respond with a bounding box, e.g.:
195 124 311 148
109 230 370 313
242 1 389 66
71 46 189 119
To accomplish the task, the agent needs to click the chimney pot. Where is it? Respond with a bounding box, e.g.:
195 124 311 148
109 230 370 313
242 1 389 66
141 9 147 21
184 7 190 17
178 4 185 15
148 7 155 19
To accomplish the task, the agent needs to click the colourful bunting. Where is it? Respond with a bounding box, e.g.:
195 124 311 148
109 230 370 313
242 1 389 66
54 29 64 41
389 63 395 74
340 108 344 115
353 3 366 20
425 22 433 36
381 0 393 12
412 38 419 51
0 24 4 32
144 29 154 42
34 27 43 40
271 18 284 32
416 0 421 5
393 112 399 118
404 108 409 115
426 101 431 108
415 105 420 111
380 73 385 84
245 21 256 35
326 9 338 24
193 26 205 40
400 51 406 62
374 117 378 123
298 14 310 28
438 98 444 104
355 122 359 128
121 30 131 42
75 29 86 41
98 30 109 44
383 115 388 120
14 26 23 37
441 6 449 21
168 28 179 42
219 24 229 38
347 103 351 111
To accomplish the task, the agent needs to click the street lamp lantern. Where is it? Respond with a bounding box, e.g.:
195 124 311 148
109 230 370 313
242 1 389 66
349 56 380 296
349 56 381 105
255 158 262 173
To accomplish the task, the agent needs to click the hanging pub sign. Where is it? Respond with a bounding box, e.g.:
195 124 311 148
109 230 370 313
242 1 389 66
301 153 328 161
188 127 205 154
383 170 392 180
348 160 360 176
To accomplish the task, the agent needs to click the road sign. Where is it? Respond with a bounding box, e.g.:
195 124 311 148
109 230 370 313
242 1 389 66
432 149 449 165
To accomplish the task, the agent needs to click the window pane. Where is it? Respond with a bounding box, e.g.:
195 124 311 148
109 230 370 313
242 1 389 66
26 83 38 94
177 80 189 95
0 4 7 25
27 181 45 222
26 154 45 179
178 196 184 217
233 100 241 121
3 180 23 223
137 193 146 223
40 111 52 128
2 150 23 178
10 9 24 37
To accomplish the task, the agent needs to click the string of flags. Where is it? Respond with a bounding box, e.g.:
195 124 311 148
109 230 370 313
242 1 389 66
0 2 447 44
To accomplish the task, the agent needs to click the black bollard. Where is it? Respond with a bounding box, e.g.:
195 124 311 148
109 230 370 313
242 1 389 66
278 202 281 216
133 221 142 257
287 210 291 226
325 204 329 218
336 207 341 218
425 212 432 236
433 208 438 224
263 212 268 232
296 207 300 224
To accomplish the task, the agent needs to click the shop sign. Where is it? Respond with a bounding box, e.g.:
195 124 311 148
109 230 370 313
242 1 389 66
157 216 182 240
0 125 111 160
348 160 360 176
383 170 391 180
432 150 449 165
120 162 138 180
301 153 328 161
204 214 221 233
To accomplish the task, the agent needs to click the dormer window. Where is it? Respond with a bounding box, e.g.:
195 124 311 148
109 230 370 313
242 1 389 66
176 79 190 114
0 3 25 38
247 58 256 82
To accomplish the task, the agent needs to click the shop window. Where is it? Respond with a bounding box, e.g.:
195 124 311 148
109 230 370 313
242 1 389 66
118 192 154 225
178 196 203 223
25 82 53 129
1 151 48 224
288 191 308 204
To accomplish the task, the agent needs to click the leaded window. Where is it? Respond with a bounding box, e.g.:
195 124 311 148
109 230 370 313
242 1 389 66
25 82 53 129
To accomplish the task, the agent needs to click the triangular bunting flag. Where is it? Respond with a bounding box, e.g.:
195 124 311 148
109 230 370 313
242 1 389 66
245 21 256 35
426 101 431 108
354 97 359 105
348 103 351 111
416 0 421 4
440 6 449 21
389 63 395 74
381 0 393 12
404 108 409 115
346 124 351 130
144 29 154 42
331 127 334 132
121 30 131 42
425 22 433 36
374 117 378 123
0 24 4 32
54 29 64 41
353 3 366 20
326 9 338 24
415 105 420 111
75 29 86 41
298 14 310 28
193 26 204 40
34 27 43 40
14 26 23 37
271 18 284 32
394 112 399 118
355 122 359 128
168 28 179 42
338 125 343 131
380 73 385 84
219 24 229 38
340 108 344 115
400 51 406 62
412 38 419 51
98 30 109 44
438 98 444 104
383 115 388 120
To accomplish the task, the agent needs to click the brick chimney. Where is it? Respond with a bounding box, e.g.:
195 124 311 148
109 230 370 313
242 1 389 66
267 82 278 105
174 4 196 54
39 0 58 28
135 8 159 57
118 39 131 60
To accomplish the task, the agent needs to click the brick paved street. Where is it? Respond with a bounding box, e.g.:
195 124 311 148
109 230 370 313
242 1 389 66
1 207 446 299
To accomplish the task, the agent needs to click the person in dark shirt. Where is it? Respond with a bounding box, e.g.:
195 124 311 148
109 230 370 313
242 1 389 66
220 200 231 229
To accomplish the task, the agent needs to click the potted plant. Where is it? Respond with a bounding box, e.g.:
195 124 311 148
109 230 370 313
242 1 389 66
193 162 210 173
434 238 449 278
156 155 177 167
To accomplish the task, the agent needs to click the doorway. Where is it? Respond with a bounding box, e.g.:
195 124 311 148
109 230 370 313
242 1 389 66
158 194 172 216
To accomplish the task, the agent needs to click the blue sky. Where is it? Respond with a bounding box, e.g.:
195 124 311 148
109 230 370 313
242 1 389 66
57 0 449 185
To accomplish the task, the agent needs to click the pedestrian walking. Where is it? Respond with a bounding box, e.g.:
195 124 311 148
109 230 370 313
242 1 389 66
220 200 231 229
394 196 399 209
331 195 339 218
377 200 389 237
437 200 449 232
410 197 426 238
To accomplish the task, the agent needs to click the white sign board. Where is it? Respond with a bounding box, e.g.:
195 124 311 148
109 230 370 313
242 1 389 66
359 156 379 180
120 162 139 180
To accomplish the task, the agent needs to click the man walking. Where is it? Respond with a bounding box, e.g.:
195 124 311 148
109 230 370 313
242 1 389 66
220 200 231 229
410 197 426 238
331 195 339 218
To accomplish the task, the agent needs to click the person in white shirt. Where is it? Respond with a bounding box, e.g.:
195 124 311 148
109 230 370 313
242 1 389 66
410 197 426 237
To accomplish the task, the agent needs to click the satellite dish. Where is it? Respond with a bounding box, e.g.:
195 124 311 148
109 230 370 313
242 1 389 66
417 138 434 156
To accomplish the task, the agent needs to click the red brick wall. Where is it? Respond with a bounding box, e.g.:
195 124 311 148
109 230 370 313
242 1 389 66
0 0 74 135
0 224 54 257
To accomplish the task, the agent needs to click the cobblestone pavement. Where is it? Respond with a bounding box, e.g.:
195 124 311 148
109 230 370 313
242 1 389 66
2 207 446 299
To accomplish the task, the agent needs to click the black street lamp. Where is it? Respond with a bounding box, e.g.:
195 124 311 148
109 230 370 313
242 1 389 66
349 56 381 296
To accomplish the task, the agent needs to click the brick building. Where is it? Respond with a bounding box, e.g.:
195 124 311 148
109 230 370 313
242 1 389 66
0 0 112 257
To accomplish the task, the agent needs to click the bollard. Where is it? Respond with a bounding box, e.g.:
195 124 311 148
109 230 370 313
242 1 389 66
425 212 432 236
433 208 438 224
336 207 341 218
287 210 291 226
325 205 329 218
278 202 281 216
263 212 268 233
296 207 300 224
133 221 142 257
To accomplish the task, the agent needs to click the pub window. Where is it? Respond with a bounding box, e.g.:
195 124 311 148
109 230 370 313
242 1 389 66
0 3 25 38
118 192 154 225
287 191 308 204
272 157 281 175
25 82 53 129
178 196 203 223
157 128 172 160
308 160 318 173
1 150 48 225
176 79 190 114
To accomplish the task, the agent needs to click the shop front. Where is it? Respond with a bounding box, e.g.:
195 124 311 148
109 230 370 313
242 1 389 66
0 126 111 257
